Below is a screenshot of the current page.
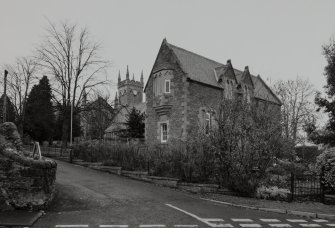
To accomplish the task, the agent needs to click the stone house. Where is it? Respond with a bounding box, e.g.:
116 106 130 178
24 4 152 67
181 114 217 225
144 39 281 144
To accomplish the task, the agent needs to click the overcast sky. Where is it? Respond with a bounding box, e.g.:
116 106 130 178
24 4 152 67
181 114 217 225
1 0 334 97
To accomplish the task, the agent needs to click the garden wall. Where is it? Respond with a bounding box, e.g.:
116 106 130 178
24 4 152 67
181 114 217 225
0 122 57 211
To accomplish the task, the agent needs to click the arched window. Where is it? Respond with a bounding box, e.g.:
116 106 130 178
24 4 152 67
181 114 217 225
244 85 251 103
226 80 233 99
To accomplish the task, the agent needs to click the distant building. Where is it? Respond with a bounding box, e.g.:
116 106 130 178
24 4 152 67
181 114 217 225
104 66 146 139
144 39 281 144
81 91 114 140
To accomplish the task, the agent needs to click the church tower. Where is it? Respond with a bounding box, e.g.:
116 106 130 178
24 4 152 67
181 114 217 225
117 66 144 106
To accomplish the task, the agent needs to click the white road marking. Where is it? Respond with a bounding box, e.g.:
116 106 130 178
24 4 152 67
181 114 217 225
239 224 262 227
139 225 166 228
260 219 280 222
287 219 307 223
313 219 328 222
327 225 335 227
207 225 233 228
55 225 89 228
299 224 321 227
203 218 225 222
269 224 292 227
232 219 253 222
166 203 229 227
174 225 198 227
99 226 129 228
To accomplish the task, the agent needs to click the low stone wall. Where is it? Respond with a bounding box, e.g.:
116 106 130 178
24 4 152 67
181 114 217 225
0 122 57 211
89 165 122 175
178 182 219 193
148 176 179 188
121 170 150 181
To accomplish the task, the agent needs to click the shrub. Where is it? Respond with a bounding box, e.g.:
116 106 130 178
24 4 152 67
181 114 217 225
295 145 321 164
209 99 291 196
316 148 335 189
256 185 290 201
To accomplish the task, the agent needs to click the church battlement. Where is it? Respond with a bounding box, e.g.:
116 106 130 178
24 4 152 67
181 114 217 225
118 79 143 88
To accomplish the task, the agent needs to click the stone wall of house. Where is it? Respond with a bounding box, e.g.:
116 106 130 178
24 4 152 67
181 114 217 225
0 122 57 211
186 81 224 135
145 42 187 144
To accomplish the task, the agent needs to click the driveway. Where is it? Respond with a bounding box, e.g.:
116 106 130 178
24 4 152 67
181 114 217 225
34 160 334 227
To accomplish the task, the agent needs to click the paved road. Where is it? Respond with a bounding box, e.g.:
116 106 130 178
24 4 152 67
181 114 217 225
34 160 334 228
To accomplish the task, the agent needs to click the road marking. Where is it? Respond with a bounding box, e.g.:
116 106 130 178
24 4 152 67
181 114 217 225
260 219 280 222
299 224 321 227
232 219 253 222
313 219 328 222
239 224 262 227
287 219 307 223
203 218 225 222
174 225 198 227
55 225 89 228
269 224 291 227
165 204 230 227
139 225 166 228
327 225 335 227
100 226 129 228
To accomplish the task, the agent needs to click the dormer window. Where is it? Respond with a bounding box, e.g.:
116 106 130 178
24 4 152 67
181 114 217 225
244 85 251 103
225 80 233 99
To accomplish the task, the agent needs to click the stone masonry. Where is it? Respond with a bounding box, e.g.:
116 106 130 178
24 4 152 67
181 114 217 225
0 122 57 211
144 39 282 144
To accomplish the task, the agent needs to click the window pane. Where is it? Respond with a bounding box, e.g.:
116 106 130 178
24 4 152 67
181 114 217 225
161 123 167 142
205 112 211 134
165 80 170 93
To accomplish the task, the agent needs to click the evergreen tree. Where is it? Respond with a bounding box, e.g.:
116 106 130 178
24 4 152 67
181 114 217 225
125 107 145 138
313 39 335 146
24 76 55 142
0 95 16 123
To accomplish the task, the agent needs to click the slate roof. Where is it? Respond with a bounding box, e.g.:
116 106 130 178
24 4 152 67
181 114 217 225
165 41 281 105
168 43 222 88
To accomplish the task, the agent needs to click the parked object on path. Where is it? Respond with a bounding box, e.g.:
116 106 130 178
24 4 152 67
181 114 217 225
0 122 57 211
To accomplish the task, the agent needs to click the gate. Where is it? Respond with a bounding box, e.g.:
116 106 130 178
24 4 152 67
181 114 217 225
290 170 335 204
290 173 323 202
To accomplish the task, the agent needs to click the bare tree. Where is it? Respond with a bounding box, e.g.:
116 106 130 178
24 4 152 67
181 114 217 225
5 57 38 135
273 77 316 143
208 98 288 195
36 20 109 149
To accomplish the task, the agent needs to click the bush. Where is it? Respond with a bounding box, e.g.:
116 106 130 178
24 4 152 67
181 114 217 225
316 148 335 189
208 99 291 196
295 145 321 164
73 138 217 183
256 185 290 201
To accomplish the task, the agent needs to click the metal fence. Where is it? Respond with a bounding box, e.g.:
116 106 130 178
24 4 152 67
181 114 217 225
290 172 335 204
23 144 72 158
290 174 322 201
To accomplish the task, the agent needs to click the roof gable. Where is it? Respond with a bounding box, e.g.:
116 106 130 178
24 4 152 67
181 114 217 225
215 60 237 83
240 66 254 88
144 39 185 92
147 39 281 105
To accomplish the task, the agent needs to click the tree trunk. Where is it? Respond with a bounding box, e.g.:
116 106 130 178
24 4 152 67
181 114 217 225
61 117 69 153
17 121 24 138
